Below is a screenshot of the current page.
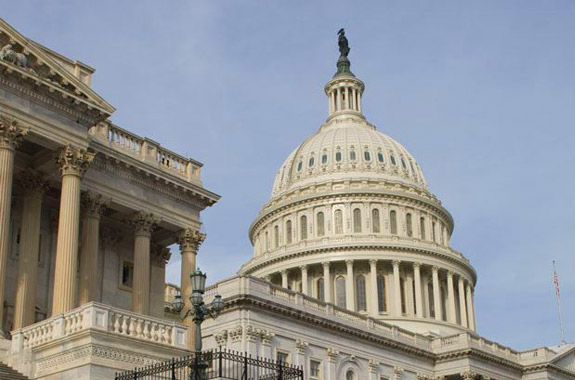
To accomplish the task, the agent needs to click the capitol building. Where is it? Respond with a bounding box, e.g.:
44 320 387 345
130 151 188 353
0 16 572 380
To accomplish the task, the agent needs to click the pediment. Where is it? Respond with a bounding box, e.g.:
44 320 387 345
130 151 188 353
552 345 575 372
0 17 115 123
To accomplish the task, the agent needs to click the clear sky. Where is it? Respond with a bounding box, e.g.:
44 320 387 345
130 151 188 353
3 1 574 350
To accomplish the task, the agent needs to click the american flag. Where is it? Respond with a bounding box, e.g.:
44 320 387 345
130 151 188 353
553 261 560 298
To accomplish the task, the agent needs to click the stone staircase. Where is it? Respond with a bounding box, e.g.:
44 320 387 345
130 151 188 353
0 362 29 379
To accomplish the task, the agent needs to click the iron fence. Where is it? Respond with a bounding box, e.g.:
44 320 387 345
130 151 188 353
114 348 304 380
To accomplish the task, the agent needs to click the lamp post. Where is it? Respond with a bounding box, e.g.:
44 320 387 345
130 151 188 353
173 268 225 380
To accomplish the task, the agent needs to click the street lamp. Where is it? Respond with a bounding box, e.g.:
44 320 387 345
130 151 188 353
173 268 225 379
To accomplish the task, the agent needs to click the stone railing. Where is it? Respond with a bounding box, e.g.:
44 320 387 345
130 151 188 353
11 302 188 353
89 122 202 184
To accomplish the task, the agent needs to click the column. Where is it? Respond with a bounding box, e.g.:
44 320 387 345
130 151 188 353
300 265 308 295
369 259 378 316
458 276 468 328
466 283 476 331
52 145 94 315
281 270 288 288
322 262 331 303
335 88 341 111
432 266 442 321
345 260 355 311
392 260 402 316
351 88 357 110
357 90 362 112
13 171 48 329
345 87 350 109
446 270 456 323
78 191 108 305
128 211 159 315
405 272 415 316
0 117 27 333
413 263 423 318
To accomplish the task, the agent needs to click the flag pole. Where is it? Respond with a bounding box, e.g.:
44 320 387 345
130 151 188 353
553 261 566 345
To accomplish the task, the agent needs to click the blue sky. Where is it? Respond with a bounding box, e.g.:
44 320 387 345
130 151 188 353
3 1 574 350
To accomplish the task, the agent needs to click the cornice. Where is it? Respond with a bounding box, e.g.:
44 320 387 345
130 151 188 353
436 348 523 373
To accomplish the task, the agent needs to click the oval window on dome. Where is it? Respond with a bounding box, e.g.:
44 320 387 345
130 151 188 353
377 152 385 163
390 155 397 166
364 151 371 161
350 151 357 161
401 158 407 169
321 153 328 164
297 161 303 171
309 157 315 167
336 151 342 162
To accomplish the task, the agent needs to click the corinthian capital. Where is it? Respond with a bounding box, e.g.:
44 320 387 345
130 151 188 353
460 371 477 380
0 115 28 150
17 169 49 197
178 227 205 253
128 211 160 236
56 144 95 177
81 190 109 219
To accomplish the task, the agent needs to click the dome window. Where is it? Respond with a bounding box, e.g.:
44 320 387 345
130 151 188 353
297 161 303 171
350 151 357 161
390 155 397 166
377 152 385 163
335 152 342 162
401 158 407 169
364 151 371 161
321 153 328 164
309 157 315 167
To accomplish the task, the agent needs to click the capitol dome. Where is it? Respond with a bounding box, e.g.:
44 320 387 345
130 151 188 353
240 33 477 337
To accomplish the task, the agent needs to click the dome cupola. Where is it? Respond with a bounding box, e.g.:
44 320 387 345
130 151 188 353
241 30 478 337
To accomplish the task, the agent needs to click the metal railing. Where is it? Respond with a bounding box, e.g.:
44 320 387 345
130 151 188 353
114 349 304 380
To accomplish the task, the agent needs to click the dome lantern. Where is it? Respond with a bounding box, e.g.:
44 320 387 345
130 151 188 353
325 29 365 120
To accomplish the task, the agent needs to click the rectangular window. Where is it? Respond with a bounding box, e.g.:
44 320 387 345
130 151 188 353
277 351 290 364
310 360 321 379
119 260 134 290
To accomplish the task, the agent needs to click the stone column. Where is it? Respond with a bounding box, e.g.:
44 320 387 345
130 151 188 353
178 228 205 350
432 266 442 321
326 348 338 380
281 270 288 288
413 263 423 318
128 211 159 315
392 260 402 316
294 339 308 370
345 260 355 311
0 117 27 333
447 270 456 323
322 262 331 303
405 272 415 316
458 276 468 328
336 88 341 111
300 265 308 295
369 259 378 316
13 171 48 329
52 145 94 315
78 191 108 305
466 283 476 330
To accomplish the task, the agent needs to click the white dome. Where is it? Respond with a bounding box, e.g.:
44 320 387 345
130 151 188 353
271 116 427 198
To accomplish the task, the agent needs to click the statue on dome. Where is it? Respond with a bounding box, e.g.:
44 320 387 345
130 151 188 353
338 28 350 58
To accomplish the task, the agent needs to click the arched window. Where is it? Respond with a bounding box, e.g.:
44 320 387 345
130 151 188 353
321 153 328 164
274 225 279 248
372 209 380 233
428 282 435 318
364 151 371 161
297 161 302 171
390 210 398 235
390 155 397 166
334 209 343 234
353 208 362 233
335 276 346 308
377 276 387 312
406 213 413 237
401 158 407 169
346 370 355 380
356 275 367 311
335 151 342 162
300 215 307 240
350 151 356 161
420 217 426 240
377 152 385 163
400 278 406 314
315 278 324 302
432 221 437 242
316 212 325 237
286 220 292 244
308 156 315 167
265 231 269 251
